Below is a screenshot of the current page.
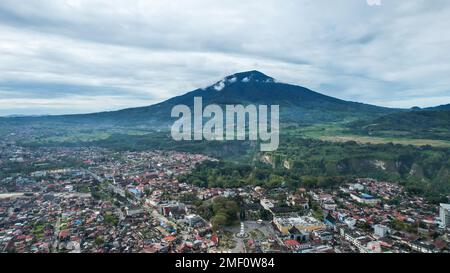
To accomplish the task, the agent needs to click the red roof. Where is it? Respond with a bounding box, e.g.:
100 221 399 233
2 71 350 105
284 240 301 247
58 230 70 238
434 240 447 249
163 236 177 242
211 235 219 244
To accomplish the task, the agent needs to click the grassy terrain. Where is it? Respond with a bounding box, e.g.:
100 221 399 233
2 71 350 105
347 110 450 141
292 123 450 147
16 127 155 145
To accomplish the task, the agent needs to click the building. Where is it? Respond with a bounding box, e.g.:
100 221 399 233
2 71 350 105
260 199 275 211
322 202 337 211
439 203 450 228
344 218 356 229
373 224 389 238
185 214 204 227
273 216 325 236
159 202 187 219
313 230 333 241
341 228 380 253
349 183 364 191
350 193 380 205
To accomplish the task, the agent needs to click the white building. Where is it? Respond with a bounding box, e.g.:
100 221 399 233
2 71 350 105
341 229 380 253
185 214 204 227
260 199 275 211
373 224 389 238
349 183 364 191
439 203 450 228
344 218 356 229
64 185 74 192
350 193 380 205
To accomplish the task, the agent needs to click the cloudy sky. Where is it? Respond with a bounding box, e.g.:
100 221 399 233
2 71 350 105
1 0 450 116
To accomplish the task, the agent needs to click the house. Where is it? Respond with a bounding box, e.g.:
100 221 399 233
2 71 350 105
288 226 309 242
284 239 301 251
313 230 333 242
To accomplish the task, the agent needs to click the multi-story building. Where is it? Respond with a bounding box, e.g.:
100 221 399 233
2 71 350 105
273 216 326 236
373 224 389 238
439 203 450 228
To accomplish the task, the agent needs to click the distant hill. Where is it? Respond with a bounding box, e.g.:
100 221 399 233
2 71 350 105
0 70 399 127
426 104 450 111
348 110 450 141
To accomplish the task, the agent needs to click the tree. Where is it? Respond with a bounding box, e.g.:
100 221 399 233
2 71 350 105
211 214 227 231
259 209 272 221
94 236 105 247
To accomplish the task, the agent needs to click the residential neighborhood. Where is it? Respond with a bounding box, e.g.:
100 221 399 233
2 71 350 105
1 142 449 253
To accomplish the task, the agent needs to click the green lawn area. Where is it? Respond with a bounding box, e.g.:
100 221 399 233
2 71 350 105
249 229 265 240
293 123 450 148
32 223 47 239
219 230 237 249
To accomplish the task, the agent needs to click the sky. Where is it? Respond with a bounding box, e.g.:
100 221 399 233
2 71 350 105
0 0 450 116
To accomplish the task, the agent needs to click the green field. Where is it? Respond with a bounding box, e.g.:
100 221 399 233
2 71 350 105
293 123 450 148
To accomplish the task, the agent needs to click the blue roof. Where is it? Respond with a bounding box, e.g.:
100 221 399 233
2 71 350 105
361 193 374 199
129 188 140 195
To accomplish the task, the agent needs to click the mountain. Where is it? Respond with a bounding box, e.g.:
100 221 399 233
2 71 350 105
1 70 399 127
426 104 450 111
141 70 398 124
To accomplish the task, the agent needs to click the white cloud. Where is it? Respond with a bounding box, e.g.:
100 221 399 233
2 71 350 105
0 0 449 115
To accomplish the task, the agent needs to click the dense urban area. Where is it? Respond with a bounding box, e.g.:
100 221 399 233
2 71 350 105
1 0 450 260
1 137 449 254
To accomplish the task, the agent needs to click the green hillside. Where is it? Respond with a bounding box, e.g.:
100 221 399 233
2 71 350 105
348 110 450 141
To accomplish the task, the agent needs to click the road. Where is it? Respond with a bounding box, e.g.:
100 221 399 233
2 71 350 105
226 220 283 253
0 192 25 199
52 217 61 252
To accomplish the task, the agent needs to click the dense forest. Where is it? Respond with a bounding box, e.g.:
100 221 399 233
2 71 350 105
179 137 450 204
196 197 240 231
178 160 349 189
